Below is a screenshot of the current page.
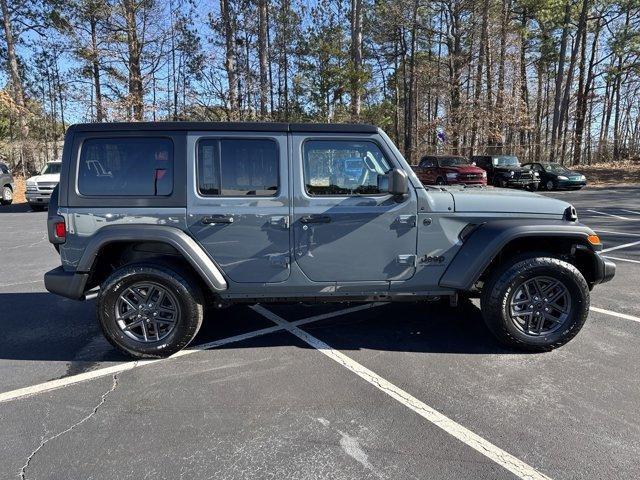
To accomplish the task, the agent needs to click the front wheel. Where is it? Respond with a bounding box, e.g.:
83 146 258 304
97 263 204 358
480 256 589 351
545 180 556 191
1 186 12 205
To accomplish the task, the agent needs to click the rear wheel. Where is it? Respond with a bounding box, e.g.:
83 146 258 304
97 263 204 358
1 186 12 205
480 256 589 351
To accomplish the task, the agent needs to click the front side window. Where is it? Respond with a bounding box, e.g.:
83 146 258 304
78 138 173 196
197 138 278 196
303 140 391 196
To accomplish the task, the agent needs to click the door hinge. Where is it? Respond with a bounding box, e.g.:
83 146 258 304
270 215 290 229
396 215 416 227
396 254 416 266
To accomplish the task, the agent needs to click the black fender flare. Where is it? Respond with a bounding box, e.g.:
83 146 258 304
438 219 601 291
77 225 228 292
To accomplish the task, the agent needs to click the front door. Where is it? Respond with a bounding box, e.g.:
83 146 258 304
187 133 290 283
291 134 418 283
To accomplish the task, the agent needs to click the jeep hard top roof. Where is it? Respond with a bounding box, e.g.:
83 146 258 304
67 122 379 134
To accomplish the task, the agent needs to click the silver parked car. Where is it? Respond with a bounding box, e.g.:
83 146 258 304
25 160 62 211
0 162 14 206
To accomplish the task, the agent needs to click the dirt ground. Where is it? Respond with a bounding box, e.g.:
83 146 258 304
578 161 640 185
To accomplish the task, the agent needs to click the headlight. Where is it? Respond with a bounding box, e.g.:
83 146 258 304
581 175 586 180
26 180 36 186
558 175 568 180
533 172 539 178
509 171 515 177
481 171 487 177
446 172 458 180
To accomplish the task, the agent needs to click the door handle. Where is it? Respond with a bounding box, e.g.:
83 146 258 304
202 215 234 224
300 215 331 224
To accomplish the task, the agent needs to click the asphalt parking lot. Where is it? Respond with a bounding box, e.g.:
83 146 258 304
1 186 639 480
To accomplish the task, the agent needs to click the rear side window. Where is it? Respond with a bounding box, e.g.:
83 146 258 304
78 138 173 196
197 138 278 196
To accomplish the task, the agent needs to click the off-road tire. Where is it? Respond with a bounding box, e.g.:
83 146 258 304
97 262 204 359
1 186 12 205
480 256 590 351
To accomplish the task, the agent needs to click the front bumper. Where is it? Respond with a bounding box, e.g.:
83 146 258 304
44 266 89 300
507 179 539 188
557 180 587 189
26 193 51 204
593 253 616 286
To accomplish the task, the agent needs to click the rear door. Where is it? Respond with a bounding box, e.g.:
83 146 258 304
291 133 418 283
187 132 290 284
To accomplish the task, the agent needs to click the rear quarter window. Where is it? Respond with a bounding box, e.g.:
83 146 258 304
78 137 174 196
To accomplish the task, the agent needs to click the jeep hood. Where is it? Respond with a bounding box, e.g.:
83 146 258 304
448 187 570 215
27 173 60 183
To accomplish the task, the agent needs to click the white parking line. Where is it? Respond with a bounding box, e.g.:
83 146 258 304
596 229 640 237
604 256 640 264
590 306 640 324
252 305 552 480
620 209 640 215
601 239 640 253
0 303 383 404
587 209 631 220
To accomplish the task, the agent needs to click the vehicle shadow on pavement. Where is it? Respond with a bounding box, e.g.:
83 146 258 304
0 293 523 368
0 203 35 214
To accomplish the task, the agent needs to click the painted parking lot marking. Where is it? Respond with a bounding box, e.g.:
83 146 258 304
604 255 640 264
252 305 552 480
587 209 631 220
590 306 640 324
601 239 640 253
0 303 382 404
620 209 640 215
596 229 640 237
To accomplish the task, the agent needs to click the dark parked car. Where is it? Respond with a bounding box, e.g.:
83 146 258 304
0 162 14 205
472 155 539 190
523 162 587 191
412 155 487 186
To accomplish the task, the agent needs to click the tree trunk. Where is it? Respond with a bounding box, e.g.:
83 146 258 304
349 0 363 120
220 0 238 119
90 13 105 121
550 1 571 159
258 0 269 117
0 0 29 155
123 0 143 120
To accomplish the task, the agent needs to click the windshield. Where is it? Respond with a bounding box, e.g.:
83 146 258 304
439 157 469 167
545 163 570 174
40 163 61 175
493 156 520 167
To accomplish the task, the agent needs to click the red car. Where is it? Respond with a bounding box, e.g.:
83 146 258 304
412 155 487 186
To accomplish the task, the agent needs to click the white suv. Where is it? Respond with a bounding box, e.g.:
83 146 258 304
26 161 61 211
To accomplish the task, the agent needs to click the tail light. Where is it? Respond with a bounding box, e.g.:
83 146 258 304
47 215 66 244
55 221 66 239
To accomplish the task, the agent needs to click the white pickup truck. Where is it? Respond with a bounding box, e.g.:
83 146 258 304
25 161 61 211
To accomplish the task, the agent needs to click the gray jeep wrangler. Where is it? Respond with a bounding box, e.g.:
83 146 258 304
44 122 615 358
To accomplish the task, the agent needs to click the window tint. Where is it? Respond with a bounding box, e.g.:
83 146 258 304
197 139 278 196
419 157 434 167
78 138 173 196
303 140 391 196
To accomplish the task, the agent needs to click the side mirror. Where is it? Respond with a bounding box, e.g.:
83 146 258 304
387 168 408 197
